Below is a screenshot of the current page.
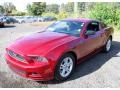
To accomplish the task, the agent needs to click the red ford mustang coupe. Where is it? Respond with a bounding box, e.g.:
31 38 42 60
5 19 114 81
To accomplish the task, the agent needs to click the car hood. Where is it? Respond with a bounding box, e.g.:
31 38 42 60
8 31 78 55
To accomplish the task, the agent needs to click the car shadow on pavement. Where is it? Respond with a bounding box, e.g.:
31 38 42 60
37 41 120 84
0 25 16 28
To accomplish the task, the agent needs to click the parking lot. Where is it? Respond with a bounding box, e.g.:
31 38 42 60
0 23 120 88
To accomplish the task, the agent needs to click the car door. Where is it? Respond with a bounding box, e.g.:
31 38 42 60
84 21 104 52
76 21 103 60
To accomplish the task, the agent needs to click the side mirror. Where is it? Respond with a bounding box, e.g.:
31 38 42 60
85 30 95 36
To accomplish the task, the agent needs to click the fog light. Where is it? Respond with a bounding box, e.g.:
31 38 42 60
30 73 41 77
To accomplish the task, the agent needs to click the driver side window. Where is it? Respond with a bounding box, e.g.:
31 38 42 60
87 21 99 32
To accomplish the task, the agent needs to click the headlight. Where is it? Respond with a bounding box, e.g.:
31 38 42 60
29 56 48 63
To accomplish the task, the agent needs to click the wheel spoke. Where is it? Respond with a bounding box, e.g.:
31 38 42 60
60 64 65 69
64 58 69 64
61 69 66 76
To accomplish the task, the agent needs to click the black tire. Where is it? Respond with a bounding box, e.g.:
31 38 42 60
54 53 76 81
103 37 112 53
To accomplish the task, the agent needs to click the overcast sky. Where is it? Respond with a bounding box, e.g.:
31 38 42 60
0 0 68 12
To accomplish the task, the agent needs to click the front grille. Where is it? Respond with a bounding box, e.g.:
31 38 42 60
7 50 25 62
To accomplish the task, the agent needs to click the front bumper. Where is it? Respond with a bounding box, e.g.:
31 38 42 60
5 53 54 81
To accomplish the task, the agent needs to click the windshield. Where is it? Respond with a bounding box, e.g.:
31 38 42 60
46 20 84 37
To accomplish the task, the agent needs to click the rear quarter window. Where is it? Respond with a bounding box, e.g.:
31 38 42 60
100 22 107 29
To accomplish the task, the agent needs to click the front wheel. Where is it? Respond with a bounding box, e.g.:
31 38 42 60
54 53 75 81
103 38 112 52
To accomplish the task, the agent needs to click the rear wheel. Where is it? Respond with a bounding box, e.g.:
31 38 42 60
103 38 112 52
54 53 75 81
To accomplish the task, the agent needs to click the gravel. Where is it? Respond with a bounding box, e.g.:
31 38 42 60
0 24 120 88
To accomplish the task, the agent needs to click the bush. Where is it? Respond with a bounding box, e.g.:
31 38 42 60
87 3 120 30
42 12 57 18
88 4 111 23
115 8 120 29
42 12 68 20
57 11 68 20
11 10 26 16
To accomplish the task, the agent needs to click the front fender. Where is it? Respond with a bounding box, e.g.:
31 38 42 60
45 44 72 71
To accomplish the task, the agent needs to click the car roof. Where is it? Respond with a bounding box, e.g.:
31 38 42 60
63 18 100 23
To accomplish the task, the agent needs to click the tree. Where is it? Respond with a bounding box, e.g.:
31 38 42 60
64 2 74 13
11 10 26 16
3 2 16 15
0 5 5 14
27 2 46 16
78 2 86 14
88 3 120 25
45 4 59 14
60 2 74 13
